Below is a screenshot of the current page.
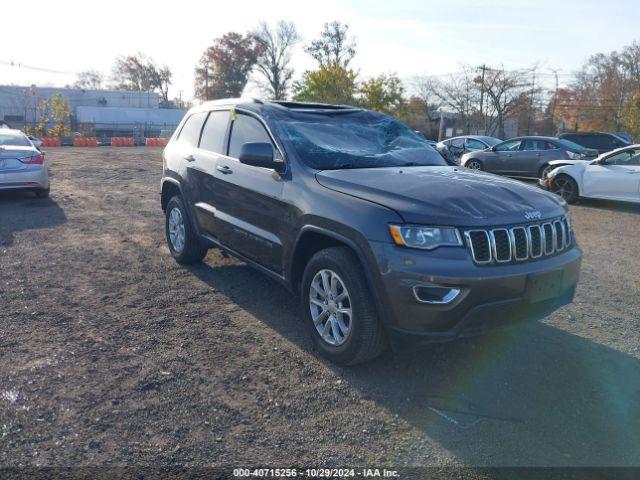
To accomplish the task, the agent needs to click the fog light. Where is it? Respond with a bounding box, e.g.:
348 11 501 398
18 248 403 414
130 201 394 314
413 285 461 305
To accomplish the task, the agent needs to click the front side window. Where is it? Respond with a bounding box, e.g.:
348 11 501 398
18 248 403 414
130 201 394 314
495 140 522 152
200 110 230 154
178 112 207 147
603 148 640 166
275 111 446 170
228 114 273 159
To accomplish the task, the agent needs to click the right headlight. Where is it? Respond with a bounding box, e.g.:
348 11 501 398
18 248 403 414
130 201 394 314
388 225 463 250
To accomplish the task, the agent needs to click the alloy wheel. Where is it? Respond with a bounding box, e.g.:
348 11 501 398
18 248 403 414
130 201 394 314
551 177 575 200
168 207 186 253
467 160 482 170
309 269 352 346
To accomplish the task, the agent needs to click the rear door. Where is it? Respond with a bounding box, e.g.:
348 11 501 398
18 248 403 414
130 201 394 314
582 147 640 200
212 111 288 274
190 110 231 238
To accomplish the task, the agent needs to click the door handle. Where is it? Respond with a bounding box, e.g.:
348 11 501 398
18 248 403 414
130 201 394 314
184 154 195 162
217 165 233 174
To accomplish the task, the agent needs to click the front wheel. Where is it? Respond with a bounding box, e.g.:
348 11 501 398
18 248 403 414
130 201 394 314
550 175 579 203
165 195 207 264
301 247 386 365
466 159 483 171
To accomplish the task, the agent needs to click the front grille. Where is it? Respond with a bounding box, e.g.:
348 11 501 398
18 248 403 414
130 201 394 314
465 216 573 265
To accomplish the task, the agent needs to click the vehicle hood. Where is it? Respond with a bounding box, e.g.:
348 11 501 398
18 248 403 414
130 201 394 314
548 159 591 166
315 166 566 227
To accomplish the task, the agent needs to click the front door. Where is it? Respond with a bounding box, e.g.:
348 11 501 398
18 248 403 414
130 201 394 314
582 147 640 200
492 139 523 174
212 111 288 274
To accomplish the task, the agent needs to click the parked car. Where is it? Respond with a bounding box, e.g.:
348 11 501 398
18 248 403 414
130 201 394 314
559 132 632 155
0 129 50 198
542 144 640 204
461 136 598 179
161 99 581 365
437 135 502 163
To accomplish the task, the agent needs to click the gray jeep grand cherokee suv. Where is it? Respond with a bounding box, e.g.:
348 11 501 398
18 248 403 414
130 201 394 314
161 99 581 365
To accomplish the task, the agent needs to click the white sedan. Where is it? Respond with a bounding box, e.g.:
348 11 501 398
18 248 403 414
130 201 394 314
541 144 640 204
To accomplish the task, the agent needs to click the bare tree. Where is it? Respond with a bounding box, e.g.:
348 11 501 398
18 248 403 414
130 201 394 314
430 67 481 134
253 21 300 100
411 75 441 111
112 53 173 101
305 21 356 69
483 67 530 138
74 70 103 90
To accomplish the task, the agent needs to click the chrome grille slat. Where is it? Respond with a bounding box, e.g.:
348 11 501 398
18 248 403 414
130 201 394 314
464 215 572 266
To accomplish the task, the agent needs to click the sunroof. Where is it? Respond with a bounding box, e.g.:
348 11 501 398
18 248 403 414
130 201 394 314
271 101 358 111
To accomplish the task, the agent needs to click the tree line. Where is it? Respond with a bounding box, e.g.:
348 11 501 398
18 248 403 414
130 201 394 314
74 22 640 139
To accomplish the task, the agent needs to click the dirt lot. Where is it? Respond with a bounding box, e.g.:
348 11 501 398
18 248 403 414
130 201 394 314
1 148 639 469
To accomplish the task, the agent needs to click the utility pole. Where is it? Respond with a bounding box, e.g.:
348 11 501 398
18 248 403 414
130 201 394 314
527 67 536 135
478 64 487 133
204 65 209 100
551 69 560 134
438 110 445 142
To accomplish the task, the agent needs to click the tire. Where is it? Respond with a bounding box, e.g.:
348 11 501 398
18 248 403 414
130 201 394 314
301 247 386 365
35 188 50 199
165 195 207 264
550 174 579 204
466 159 483 171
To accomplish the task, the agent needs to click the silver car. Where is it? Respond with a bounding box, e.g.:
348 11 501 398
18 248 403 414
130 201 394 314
0 129 50 198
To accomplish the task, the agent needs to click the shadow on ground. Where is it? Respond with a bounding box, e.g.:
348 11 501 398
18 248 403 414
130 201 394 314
0 190 67 245
188 260 640 466
576 197 640 214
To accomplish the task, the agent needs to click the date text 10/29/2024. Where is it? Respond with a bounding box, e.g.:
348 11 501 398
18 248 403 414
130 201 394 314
233 468 400 478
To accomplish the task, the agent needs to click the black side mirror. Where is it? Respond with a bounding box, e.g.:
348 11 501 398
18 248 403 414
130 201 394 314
238 142 281 170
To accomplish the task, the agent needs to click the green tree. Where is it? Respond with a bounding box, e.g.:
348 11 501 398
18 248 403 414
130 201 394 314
195 32 262 101
358 73 406 115
48 94 72 137
292 65 357 105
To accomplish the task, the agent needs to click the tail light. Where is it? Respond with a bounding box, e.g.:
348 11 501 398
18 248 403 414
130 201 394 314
20 153 45 165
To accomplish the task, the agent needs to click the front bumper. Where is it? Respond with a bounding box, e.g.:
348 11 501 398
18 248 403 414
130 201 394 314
368 241 581 350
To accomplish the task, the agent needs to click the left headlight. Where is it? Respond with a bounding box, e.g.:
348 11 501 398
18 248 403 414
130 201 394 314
389 225 463 250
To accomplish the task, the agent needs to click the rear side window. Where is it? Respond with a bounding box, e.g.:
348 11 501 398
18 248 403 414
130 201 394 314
522 139 548 151
0 133 31 147
178 112 207 147
200 111 230 154
228 114 273 159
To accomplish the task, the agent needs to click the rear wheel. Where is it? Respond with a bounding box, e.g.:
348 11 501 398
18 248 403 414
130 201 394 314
301 247 386 365
165 195 207 264
550 175 579 203
466 159 483 171
34 187 50 199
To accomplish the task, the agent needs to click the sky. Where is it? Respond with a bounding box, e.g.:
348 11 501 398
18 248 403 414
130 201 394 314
2 0 639 101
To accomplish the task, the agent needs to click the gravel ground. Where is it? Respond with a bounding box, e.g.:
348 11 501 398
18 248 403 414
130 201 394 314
1 148 639 470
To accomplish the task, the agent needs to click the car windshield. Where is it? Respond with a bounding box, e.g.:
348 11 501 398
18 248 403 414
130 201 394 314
275 111 446 170
557 139 587 151
0 132 32 147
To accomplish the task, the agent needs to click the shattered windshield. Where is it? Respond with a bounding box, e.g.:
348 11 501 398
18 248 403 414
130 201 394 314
275 111 446 170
